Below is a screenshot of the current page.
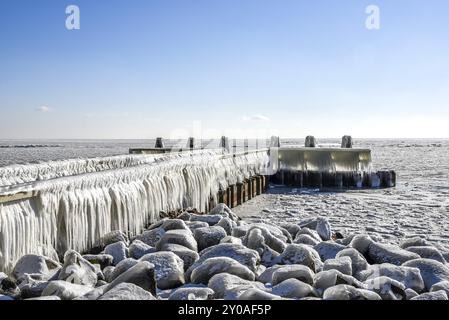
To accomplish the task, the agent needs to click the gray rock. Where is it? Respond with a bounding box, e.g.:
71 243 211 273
323 256 353 275
190 214 223 226
323 284 381 300
209 203 239 222
168 287 215 300
159 243 199 270
217 217 236 236
336 248 369 275
12 254 61 281
294 234 320 246
135 227 166 247
186 243 260 281
98 231 128 248
349 234 374 256
108 258 139 282
140 252 185 289
410 290 448 300
58 250 97 287
208 273 264 299
103 266 115 283
0 295 14 301
232 225 249 238
220 236 243 245
272 278 317 299
281 224 301 239
99 283 156 300
156 229 197 252
160 219 190 232
400 237 429 249
295 228 321 243
104 241 128 265
257 265 284 284
191 257 255 284
177 212 192 221
405 288 419 300
105 261 156 295
364 276 406 300
185 221 209 230
129 240 156 259
315 218 332 241
74 285 107 300
405 246 446 263
313 270 366 294
0 276 19 298
17 275 49 299
430 281 449 296
41 281 93 300
276 244 323 272
368 242 420 266
272 265 315 286
403 258 449 290
194 226 228 251
82 254 114 270
26 296 61 300
358 263 424 292
314 242 346 261
243 225 287 253
238 288 283 300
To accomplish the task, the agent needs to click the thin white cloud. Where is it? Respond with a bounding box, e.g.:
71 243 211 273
242 114 270 122
36 106 51 113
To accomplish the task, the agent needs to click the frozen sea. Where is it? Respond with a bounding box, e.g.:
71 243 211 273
1 138 448 250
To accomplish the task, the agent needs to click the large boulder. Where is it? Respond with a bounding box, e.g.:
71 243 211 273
159 243 199 271
208 273 265 299
323 257 353 276
104 241 128 265
349 234 374 256
313 270 366 295
159 219 190 232
217 217 237 236
430 281 449 296
314 242 346 261
336 248 369 275
316 218 332 241
275 244 323 272
41 281 93 300
98 283 156 300
209 204 239 222
12 254 61 281
190 214 223 226
104 261 156 295
194 226 228 251
107 258 138 282
128 240 156 260
58 250 97 287
271 278 317 299
364 276 407 300
403 259 449 290
271 265 315 286
97 231 129 249
156 229 197 252
410 290 448 300
191 257 255 285
400 237 430 249
135 228 166 247
405 246 446 263
140 252 185 289
367 242 420 266
257 265 284 284
82 254 114 270
323 284 381 300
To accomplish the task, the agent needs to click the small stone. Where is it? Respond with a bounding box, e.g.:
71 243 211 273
12 254 61 281
156 229 198 252
135 227 166 247
104 241 128 265
41 281 93 300
140 252 185 290
58 250 97 287
405 246 446 263
271 278 317 299
314 242 346 261
271 265 315 286
159 243 199 270
410 290 448 300
315 218 332 241
191 257 255 285
323 256 353 276
105 261 157 295
194 226 228 251
128 240 156 259
99 283 156 300
168 287 215 300
275 244 323 272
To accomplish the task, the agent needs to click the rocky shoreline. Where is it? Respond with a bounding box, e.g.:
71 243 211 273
1 203 449 301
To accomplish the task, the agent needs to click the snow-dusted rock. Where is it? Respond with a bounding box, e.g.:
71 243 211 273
82 254 114 270
17 276 48 299
160 219 190 232
232 225 250 238
209 204 239 222
271 278 317 299
98 231 129 248
41 281 93 300
194 226 228 251
168 287 215 300
135 227 166 247
400 237 429 249
358 263 424 292
220 236 243 245
108 258 139 282
105 261 156 295
313 270 366 294
271 265 315 286
336 248 369 275
190 214 223 226
243 225 287 253
323 284 381 300
185 221 209 230
238 288 282 300
403 258 449 290
405 246 446 263
191 257 255 284
26 296 61 300
140 252 185 289
156 229 198 252
217 217 237 236
405 288 419 300
430 281 449 296
314 242 346 261
12 254 61 281
349 234 374 256
295 228 322 243
368 242 420 266
159 243 199 270
276 244 323 272
257 265 284 284
410 290 448 300
104 241 128 265
364 276 406 300
58 250 97 287
208 273 264 299
99 283 156 300
316 218 332 241
294 234 320 246
281 224 301 239
103 266 115 283
323 256 353 275
128 240 156 259
0 295 14 301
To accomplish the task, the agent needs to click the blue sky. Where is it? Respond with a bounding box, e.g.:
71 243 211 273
1 0 449 139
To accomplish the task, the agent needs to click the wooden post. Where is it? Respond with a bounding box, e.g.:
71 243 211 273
187 137 195 150
220 136 230 152
155 137 164 148
236 183 244 205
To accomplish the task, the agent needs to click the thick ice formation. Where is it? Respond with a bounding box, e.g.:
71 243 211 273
0 150 269 273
